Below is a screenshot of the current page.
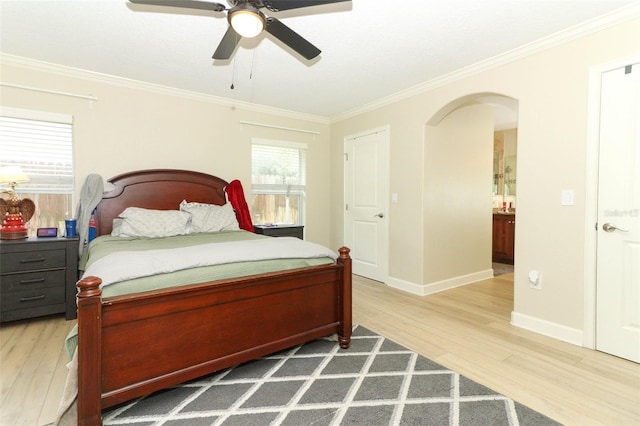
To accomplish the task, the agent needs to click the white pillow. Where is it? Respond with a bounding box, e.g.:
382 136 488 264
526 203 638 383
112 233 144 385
111 207 191 238
179 200 240 233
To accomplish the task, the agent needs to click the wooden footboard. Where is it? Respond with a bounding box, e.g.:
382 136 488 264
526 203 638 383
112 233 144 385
76 247 351 426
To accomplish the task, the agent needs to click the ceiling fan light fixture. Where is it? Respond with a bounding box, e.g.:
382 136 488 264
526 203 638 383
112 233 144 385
229 5 265 38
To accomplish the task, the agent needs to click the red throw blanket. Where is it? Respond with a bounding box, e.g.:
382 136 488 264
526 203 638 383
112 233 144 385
225 179 254 232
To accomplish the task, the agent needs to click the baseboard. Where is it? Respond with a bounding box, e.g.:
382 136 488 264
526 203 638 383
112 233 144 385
421 269 494 296
511 311 583 346
386 276 426 296
387 269 494 296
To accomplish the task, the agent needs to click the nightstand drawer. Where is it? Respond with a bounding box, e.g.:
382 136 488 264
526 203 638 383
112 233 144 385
0 270 66 292
254 225 304 239
1 285 65 312
0 249 66 273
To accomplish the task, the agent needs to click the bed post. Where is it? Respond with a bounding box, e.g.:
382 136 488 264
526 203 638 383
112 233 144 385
76 276 103 426
337 247 352 349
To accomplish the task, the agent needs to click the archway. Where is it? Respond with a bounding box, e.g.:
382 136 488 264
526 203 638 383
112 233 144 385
427 93 518 130
423 93 519 294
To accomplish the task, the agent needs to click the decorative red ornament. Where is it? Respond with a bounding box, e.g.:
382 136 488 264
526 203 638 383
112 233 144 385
0 198 35 240
0 213 29 239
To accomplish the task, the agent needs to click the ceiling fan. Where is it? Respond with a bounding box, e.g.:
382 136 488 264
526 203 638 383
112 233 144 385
129 0 350 60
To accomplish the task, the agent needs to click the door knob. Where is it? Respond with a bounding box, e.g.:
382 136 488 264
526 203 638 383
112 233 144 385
374 213 384 218
602 223 628 233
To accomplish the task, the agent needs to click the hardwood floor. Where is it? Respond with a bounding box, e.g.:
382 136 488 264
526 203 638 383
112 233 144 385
1 273 638 425
0 314 75 426
353 274 640 425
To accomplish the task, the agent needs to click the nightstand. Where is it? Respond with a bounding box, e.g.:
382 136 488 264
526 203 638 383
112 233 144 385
254 224 304 239
0 237 78 322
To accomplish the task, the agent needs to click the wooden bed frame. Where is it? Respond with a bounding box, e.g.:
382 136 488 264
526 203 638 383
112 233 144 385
75 169 352 426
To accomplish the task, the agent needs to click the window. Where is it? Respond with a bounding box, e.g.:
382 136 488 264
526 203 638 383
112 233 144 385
0 108 74 236
251 139 306 225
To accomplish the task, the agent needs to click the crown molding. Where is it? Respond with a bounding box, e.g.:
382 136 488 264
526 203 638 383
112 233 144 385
330 3 640 123
0 53 330 125
2 3 637 125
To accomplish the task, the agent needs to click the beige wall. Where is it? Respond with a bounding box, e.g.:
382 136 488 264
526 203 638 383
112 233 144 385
330 17 640 342
423 103 494 285
0 61 332 247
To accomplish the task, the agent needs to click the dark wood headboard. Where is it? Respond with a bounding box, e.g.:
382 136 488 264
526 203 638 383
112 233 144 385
96 169 229 236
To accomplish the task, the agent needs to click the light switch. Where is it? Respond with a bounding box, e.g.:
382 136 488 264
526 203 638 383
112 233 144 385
561 190 574 206
391 193 398 203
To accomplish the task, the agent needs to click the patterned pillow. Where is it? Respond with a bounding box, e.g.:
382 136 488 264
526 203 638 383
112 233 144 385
111 207 191 238
179 200 240 233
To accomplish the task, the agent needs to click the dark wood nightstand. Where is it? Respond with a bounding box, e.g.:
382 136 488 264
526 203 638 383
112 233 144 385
254 224 304 239
0 237 78 322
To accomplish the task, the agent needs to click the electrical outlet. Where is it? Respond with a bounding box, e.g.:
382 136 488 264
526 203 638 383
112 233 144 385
528 270 542 289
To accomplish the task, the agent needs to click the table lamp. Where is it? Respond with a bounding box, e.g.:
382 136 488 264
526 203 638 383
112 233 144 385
0 166 35 240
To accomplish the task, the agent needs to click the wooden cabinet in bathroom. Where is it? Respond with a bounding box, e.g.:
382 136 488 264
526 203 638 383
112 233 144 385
492 213 515 264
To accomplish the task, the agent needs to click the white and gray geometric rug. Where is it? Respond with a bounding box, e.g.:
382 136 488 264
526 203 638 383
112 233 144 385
103 326 561 425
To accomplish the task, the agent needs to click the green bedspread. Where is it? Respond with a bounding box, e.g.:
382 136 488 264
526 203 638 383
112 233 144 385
80 231 333 299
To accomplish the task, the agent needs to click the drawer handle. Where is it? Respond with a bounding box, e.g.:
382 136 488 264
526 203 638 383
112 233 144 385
20 257 46 264
20 295 46 302
20 277 46 285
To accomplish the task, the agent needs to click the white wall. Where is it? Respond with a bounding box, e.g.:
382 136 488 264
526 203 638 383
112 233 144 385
330 17 640 343
0 59 333 247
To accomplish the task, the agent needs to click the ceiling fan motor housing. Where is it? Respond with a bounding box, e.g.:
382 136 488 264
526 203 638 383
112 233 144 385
228 2 266 38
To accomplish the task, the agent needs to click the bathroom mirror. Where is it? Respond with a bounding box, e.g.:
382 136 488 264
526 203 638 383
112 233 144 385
493 129 517 196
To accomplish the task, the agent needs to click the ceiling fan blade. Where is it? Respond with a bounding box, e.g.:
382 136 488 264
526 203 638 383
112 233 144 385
263 0 350 12
213 26 241 59
129 0 226 12
265 17 320 60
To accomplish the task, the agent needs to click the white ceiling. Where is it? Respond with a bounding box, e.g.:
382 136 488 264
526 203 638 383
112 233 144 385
1 0 639 120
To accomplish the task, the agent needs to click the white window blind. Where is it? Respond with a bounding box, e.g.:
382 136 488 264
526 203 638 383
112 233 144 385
0 112 73 194
251 139 307 225
252 142 306 188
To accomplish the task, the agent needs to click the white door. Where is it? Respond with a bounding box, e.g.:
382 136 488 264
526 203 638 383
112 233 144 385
596 63 640 363
344 128 389 282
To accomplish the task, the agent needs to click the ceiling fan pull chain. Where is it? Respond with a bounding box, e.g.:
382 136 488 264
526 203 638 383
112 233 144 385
230 56 237 90
250 49 257 80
